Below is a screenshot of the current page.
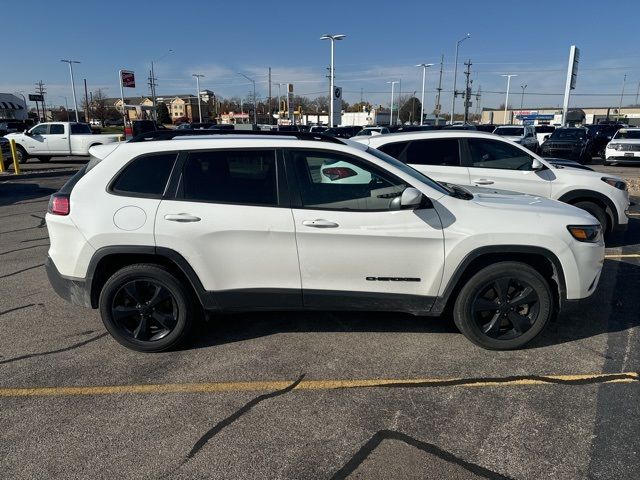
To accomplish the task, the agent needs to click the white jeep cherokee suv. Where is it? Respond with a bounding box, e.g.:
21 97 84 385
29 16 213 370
45 132 604 352
353 131 629 234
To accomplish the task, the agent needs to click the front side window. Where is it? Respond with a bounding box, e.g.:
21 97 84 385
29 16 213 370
468 138 533 170
289 149 408 211
111 153 177 197
405 139 461 166
49 124 65 135
182 150 277 206
31 124 48 135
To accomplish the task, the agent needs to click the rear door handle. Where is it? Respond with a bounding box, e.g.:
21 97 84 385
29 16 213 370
302 219 339 228
473 179 494 185
164 214 201 222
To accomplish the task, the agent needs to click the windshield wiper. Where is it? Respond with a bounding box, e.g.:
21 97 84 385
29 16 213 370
442 183 474 200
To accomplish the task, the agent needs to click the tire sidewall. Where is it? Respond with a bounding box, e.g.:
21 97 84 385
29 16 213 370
99 265 192 352
454 262 553 350
573 201 607 232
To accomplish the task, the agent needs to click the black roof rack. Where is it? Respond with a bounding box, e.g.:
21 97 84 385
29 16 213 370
128 129 347 144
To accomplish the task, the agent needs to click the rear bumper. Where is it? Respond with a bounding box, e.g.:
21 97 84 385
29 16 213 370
45 256 92 308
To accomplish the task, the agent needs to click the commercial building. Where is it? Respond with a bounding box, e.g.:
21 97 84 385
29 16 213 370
481 106 640 126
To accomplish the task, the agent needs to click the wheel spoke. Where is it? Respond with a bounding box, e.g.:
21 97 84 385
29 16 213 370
133 316 149 340
151 311 176 330
482 312 503 336
474 297 498 313
123 282 143 304
494 277 510 302
148 286 171 308
507 311 531 334
509 286 537 307
112 305 138 322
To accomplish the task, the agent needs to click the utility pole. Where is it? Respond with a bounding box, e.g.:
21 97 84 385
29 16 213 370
35 80 47 122
618 74 627 121
84 79 90 123
451 34 471 124
636 81 640 106
463 59 472 124
475 86 482 118
435 54 444 125
268 67 272 125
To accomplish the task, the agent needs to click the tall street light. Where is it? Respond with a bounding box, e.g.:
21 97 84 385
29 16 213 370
501 74 518 125
416 63 434 125
520 84 528 111
387 81 399 126
150 49 173 121
618 74 627 121
450 33 470 124
61 59 80 122
320 33 346 128
238 73 257 124
192 74 205 122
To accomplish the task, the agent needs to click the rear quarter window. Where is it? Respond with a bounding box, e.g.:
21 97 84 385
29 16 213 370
110 153 177 197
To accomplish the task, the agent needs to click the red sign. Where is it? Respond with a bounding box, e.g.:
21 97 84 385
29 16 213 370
121 70 135 88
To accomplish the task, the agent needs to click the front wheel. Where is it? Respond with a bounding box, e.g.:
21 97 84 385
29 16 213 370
572 201 608 232
453 262 553 350
15 145 28 164
98 264 195 352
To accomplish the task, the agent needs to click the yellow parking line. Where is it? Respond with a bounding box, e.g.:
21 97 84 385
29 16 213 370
605 254 640 258
0 372 636 398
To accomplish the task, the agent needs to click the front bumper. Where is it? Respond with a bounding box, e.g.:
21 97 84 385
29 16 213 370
45 256 92 308
605 150 640 162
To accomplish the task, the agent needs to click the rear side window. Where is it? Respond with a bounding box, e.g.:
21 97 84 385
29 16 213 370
182 150 277 206
111 153 177 197
405 139 461 166
378 141 408 159
49 124 64 134
70 123 91 134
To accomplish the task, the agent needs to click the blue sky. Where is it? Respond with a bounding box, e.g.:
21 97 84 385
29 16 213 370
2 0 640 113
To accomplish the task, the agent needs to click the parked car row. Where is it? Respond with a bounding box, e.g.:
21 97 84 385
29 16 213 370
46 129 612 354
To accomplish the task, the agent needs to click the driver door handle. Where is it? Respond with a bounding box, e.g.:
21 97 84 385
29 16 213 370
164 214 201 222
473 179 494 185
302 219 339 228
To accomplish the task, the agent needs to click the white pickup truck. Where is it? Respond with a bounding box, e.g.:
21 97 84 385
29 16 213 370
4 122 122 163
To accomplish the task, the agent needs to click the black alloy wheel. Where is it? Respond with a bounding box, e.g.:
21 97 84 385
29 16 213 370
111 280 178 342
453 262 553 350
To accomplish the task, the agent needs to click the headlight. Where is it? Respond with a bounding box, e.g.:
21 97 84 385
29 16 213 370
601 177 627 191
607 143 623 151
567 225 602 243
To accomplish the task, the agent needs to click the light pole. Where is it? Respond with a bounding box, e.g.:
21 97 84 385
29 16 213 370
450 33 470 124
151 49 173 121
320 34 346 128
60 59 80 122
618 74 627 121
416 63 433 125
192 74 205 122
520 84 527 111
387 81 399 126
238 73 257 124
501 74 518 125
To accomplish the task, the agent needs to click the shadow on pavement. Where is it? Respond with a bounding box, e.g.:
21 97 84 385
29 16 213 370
0 182 56 206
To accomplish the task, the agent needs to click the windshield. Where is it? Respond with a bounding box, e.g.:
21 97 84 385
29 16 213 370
366 147 450 196
549 129 587 140
614 129 640 140
495 127 524 136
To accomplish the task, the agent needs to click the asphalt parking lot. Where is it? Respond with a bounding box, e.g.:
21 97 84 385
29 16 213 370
1 160 640 479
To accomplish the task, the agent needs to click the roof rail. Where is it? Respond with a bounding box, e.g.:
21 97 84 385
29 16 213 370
128 129 347 144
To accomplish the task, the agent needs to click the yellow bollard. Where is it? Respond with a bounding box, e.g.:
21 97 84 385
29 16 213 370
9 139 21 175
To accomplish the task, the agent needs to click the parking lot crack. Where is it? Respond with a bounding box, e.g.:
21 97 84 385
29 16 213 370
0 264 45 279
0 332 108 366
183 374 305 462
0 304 38 317
329 430 515 480
0 244 49 256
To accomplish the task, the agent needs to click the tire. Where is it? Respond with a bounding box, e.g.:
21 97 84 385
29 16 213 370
572 201 608 232
98 264 195 352
37 156 51 163
453 262 553 350
15 145 28 164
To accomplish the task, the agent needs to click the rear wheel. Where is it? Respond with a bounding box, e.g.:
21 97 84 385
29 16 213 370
453 262 553 350
572 201 608 232
98 264 194 352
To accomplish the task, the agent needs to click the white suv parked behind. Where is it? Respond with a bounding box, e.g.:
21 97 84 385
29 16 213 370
46 132 604 352
353 131 629 234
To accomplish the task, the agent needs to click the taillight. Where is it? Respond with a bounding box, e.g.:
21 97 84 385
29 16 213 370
48 194 70 216
322 167 357 181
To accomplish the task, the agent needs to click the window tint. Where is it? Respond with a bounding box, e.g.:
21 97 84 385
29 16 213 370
378 141 408 159
535 126 555 134
468 138 533 170
405 139 460 166
31 124 47 135
70 123 91 134
49 124 64 134
182 150 277 206
290 149 408 211
111 153 177 196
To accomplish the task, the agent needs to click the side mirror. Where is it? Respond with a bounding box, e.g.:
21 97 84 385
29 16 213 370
24 129 32 136
532 158 544 171
400 187 424 208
